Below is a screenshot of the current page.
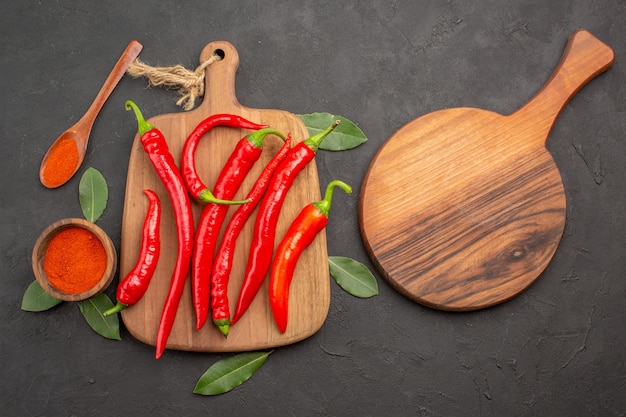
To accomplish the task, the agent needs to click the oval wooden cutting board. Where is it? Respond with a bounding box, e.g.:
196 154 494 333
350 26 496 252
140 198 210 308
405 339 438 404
359 30 614 311
120 41 329 353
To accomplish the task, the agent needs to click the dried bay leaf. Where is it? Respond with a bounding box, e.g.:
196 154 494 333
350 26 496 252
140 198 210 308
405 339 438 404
79 167 108 222
328 256 378 298
77 293 121 340
21 280 63 312
298 112 367 151
194 351 271 395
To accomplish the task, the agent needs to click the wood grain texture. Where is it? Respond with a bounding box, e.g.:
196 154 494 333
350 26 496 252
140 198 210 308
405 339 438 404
359 30 614 311
120 41 330 353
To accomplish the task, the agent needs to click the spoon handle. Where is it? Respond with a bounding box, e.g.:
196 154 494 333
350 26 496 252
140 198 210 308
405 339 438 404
80 40 143 129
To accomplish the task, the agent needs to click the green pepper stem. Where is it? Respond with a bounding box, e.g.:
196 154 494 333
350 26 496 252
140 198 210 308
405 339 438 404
214 319 230 338
303 120 341 152
313 179 352 217
103 302 127 317
198 189 251 205
125 100 154 135
246 128 286 148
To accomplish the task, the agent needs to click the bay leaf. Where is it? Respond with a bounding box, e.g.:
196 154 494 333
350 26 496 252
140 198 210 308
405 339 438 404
21 280 63 312
328 256 379 298
79 167 108 222
194 351 271 395
298 112 367 151
77 293 121 340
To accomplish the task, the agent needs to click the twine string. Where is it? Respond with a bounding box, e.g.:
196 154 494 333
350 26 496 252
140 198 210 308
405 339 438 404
126 53 222 111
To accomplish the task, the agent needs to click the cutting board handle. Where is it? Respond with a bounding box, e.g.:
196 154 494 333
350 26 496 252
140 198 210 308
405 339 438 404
195 40 243 113
515 30 614 142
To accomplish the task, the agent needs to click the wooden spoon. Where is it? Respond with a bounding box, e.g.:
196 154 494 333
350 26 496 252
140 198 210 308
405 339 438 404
359 30 614 311
39 40 143 188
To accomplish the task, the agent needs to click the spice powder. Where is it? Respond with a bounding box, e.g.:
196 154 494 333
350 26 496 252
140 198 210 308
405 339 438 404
42 138 79 187
43 226 107 294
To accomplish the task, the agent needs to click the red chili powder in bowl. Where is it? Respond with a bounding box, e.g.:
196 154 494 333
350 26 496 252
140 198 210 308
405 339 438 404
43 226 107 294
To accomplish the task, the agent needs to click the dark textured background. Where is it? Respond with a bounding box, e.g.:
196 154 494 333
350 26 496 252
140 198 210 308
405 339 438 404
2 1 625 416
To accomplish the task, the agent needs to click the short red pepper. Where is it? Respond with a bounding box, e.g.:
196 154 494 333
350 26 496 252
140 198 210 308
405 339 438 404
231 120 340 325
193 127 285 330
126 100 194 360
104 189 161 316
181 114 268 203
269 180 352 333
210 134 292 336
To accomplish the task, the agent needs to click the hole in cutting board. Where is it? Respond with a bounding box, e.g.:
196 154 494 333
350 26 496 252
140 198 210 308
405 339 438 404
214 48 225 59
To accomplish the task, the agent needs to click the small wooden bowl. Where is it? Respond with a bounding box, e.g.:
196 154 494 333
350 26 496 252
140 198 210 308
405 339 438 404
32 218 117 301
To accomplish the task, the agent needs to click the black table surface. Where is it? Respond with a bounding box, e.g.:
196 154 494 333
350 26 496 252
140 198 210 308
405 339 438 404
2 1 625 416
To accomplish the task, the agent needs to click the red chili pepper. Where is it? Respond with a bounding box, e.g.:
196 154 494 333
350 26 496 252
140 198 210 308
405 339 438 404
181 114 268 203
125 100 194 360
193 127 286 330
210 135 292 336
269 180 352 333
231 120 340 325
104 189 161 317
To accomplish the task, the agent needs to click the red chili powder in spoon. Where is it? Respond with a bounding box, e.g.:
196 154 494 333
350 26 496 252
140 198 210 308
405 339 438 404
42 139 79 188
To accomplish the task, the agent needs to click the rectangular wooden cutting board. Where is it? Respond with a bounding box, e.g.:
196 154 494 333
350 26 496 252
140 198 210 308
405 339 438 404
119 41 330 353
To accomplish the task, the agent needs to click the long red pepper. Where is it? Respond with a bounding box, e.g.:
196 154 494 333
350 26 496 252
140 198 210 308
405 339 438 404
193 127 285 330
231 120 340 325
210 135 292 336
125 100 194 360
104 189 161 316
181 114 268 203
269 180 352 333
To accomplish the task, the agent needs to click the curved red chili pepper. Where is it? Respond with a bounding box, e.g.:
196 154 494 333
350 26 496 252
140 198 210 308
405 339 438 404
193 127 286 330
210 135 292 336
269 180 352 333
181 114 268 203
104 189 161 316
126 100 194 360
231 120 340 325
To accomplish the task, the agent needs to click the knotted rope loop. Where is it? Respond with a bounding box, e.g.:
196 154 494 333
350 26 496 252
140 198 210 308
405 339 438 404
126 52 222 111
